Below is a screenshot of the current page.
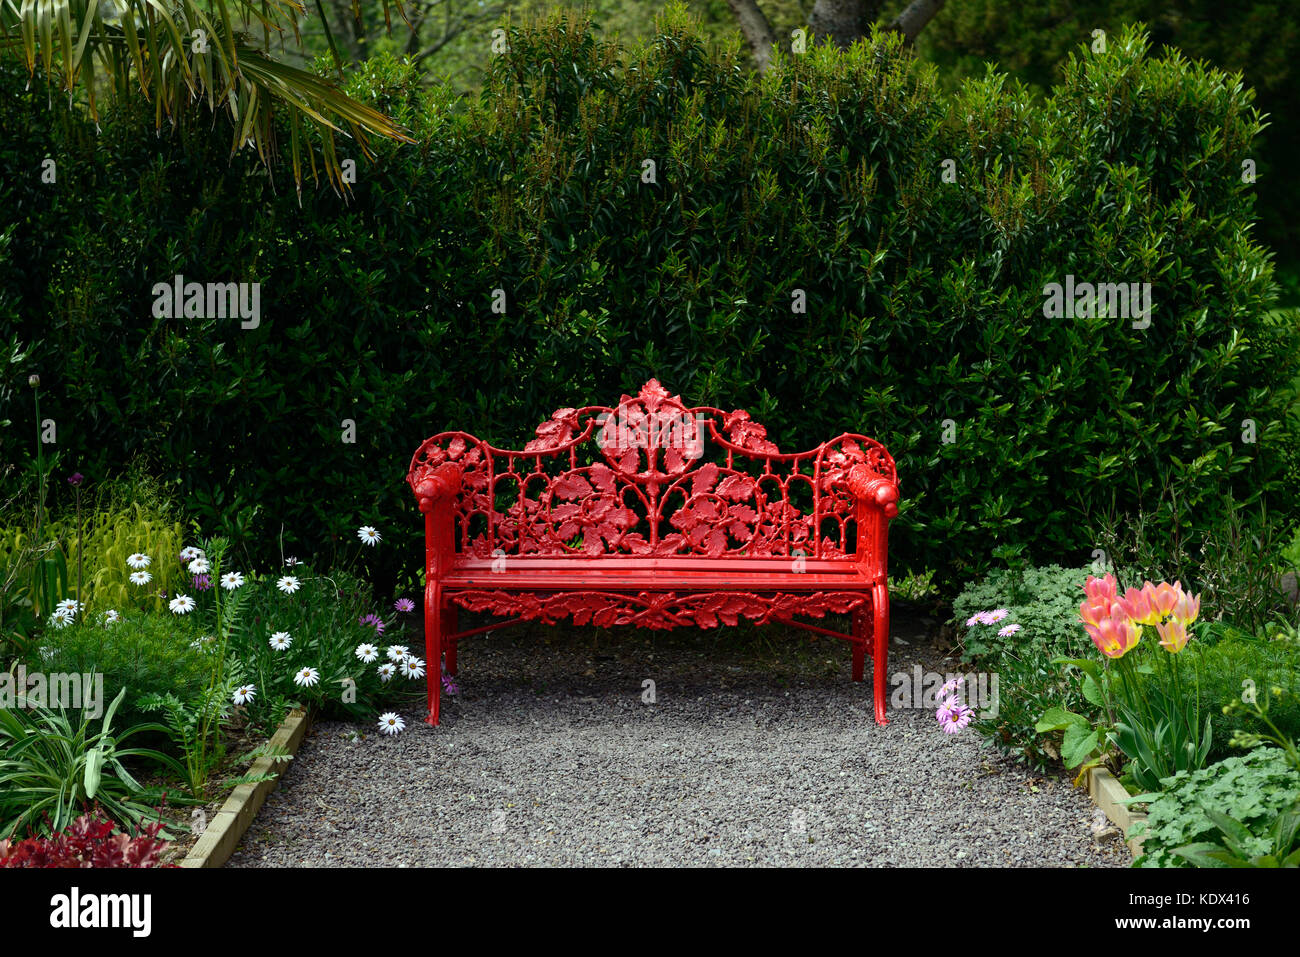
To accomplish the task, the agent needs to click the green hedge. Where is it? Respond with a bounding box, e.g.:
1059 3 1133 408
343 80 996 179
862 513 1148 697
3 7 1297 595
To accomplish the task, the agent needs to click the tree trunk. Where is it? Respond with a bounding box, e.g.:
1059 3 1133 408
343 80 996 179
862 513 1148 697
731 0 949 70
807 0 881 50
725 0 779 73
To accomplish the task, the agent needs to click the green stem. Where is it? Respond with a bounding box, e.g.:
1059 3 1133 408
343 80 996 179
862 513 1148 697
75 487 83 606
33 388 44 543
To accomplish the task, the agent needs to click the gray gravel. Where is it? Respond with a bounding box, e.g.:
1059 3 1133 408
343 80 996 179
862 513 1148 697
228 612 1130 867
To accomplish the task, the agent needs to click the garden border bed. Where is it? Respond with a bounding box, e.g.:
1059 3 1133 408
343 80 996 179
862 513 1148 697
180 707 312 868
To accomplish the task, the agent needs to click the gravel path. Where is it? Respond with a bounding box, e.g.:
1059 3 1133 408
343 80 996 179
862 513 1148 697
228 612 1130 867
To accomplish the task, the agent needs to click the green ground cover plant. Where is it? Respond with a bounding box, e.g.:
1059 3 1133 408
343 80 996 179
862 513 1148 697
1131 745 1300 867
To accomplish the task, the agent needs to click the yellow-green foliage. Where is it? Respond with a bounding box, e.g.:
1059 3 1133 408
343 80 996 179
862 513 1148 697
0 483 189 615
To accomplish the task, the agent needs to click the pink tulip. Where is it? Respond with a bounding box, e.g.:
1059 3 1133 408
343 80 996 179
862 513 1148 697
1156 617 1189 653
1122 586 1160 626
1083 574 1118 604
1170 590 1200 626
1079 597 1110 628
1143 580 1183 619
1085 614 1142 659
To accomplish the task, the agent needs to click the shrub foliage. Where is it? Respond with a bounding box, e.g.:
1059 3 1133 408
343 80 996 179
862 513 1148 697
3 8 1296 592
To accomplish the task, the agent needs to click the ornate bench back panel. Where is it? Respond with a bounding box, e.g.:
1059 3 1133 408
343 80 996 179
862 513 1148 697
409 381 896 561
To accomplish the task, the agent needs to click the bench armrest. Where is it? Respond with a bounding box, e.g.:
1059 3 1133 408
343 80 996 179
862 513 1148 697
846 465 899 519
413 461 464 514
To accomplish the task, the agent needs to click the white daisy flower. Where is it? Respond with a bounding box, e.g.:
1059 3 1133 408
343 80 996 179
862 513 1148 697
169 594 196 615
293 666 320 688
129 570 153 586
357 525 382 546
38 646 55 660
220 572 245 590
126 553 151 569
103 609 120 625
232 684 257 706
377 662 397 683
276 575 301 594
269 632 292 651
179 546 204 562
400 655 426 679
284 556 300 568
187 557 211 574
355 643 379 663
55 598 81 616
377 712 405 736
386 645 409 662
49 609 73 629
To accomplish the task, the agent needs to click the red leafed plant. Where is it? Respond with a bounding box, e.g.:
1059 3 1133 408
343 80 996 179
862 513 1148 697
0 809 175 868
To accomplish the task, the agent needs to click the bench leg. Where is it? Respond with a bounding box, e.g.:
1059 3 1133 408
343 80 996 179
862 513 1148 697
425 582 443 727
851 607 867 683
872 581 890 726
444 604 458 677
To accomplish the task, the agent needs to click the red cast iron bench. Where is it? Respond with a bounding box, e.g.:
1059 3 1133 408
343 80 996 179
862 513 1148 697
407 380 900 727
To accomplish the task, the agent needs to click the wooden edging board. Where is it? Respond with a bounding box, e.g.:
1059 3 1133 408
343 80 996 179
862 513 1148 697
180 707 312 868
1088 765 1149 860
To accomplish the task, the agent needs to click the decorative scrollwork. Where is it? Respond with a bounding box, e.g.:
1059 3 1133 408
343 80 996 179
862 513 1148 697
408 380 898 560
449 589 872 631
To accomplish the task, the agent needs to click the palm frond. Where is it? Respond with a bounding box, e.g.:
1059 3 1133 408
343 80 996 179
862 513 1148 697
0 0 414 195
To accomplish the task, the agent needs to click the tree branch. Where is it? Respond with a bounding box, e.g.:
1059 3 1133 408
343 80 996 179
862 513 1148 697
725 0 779 72
888 0 946 43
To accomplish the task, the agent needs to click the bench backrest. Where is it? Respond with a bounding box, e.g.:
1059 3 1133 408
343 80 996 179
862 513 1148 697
409 380 896 563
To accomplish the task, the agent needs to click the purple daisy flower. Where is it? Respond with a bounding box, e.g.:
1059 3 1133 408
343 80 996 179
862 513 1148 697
359 613 386 636
936 695 960 724
441 668 459 695
939 702 975 734
192 574 213 591
394 598 415 614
